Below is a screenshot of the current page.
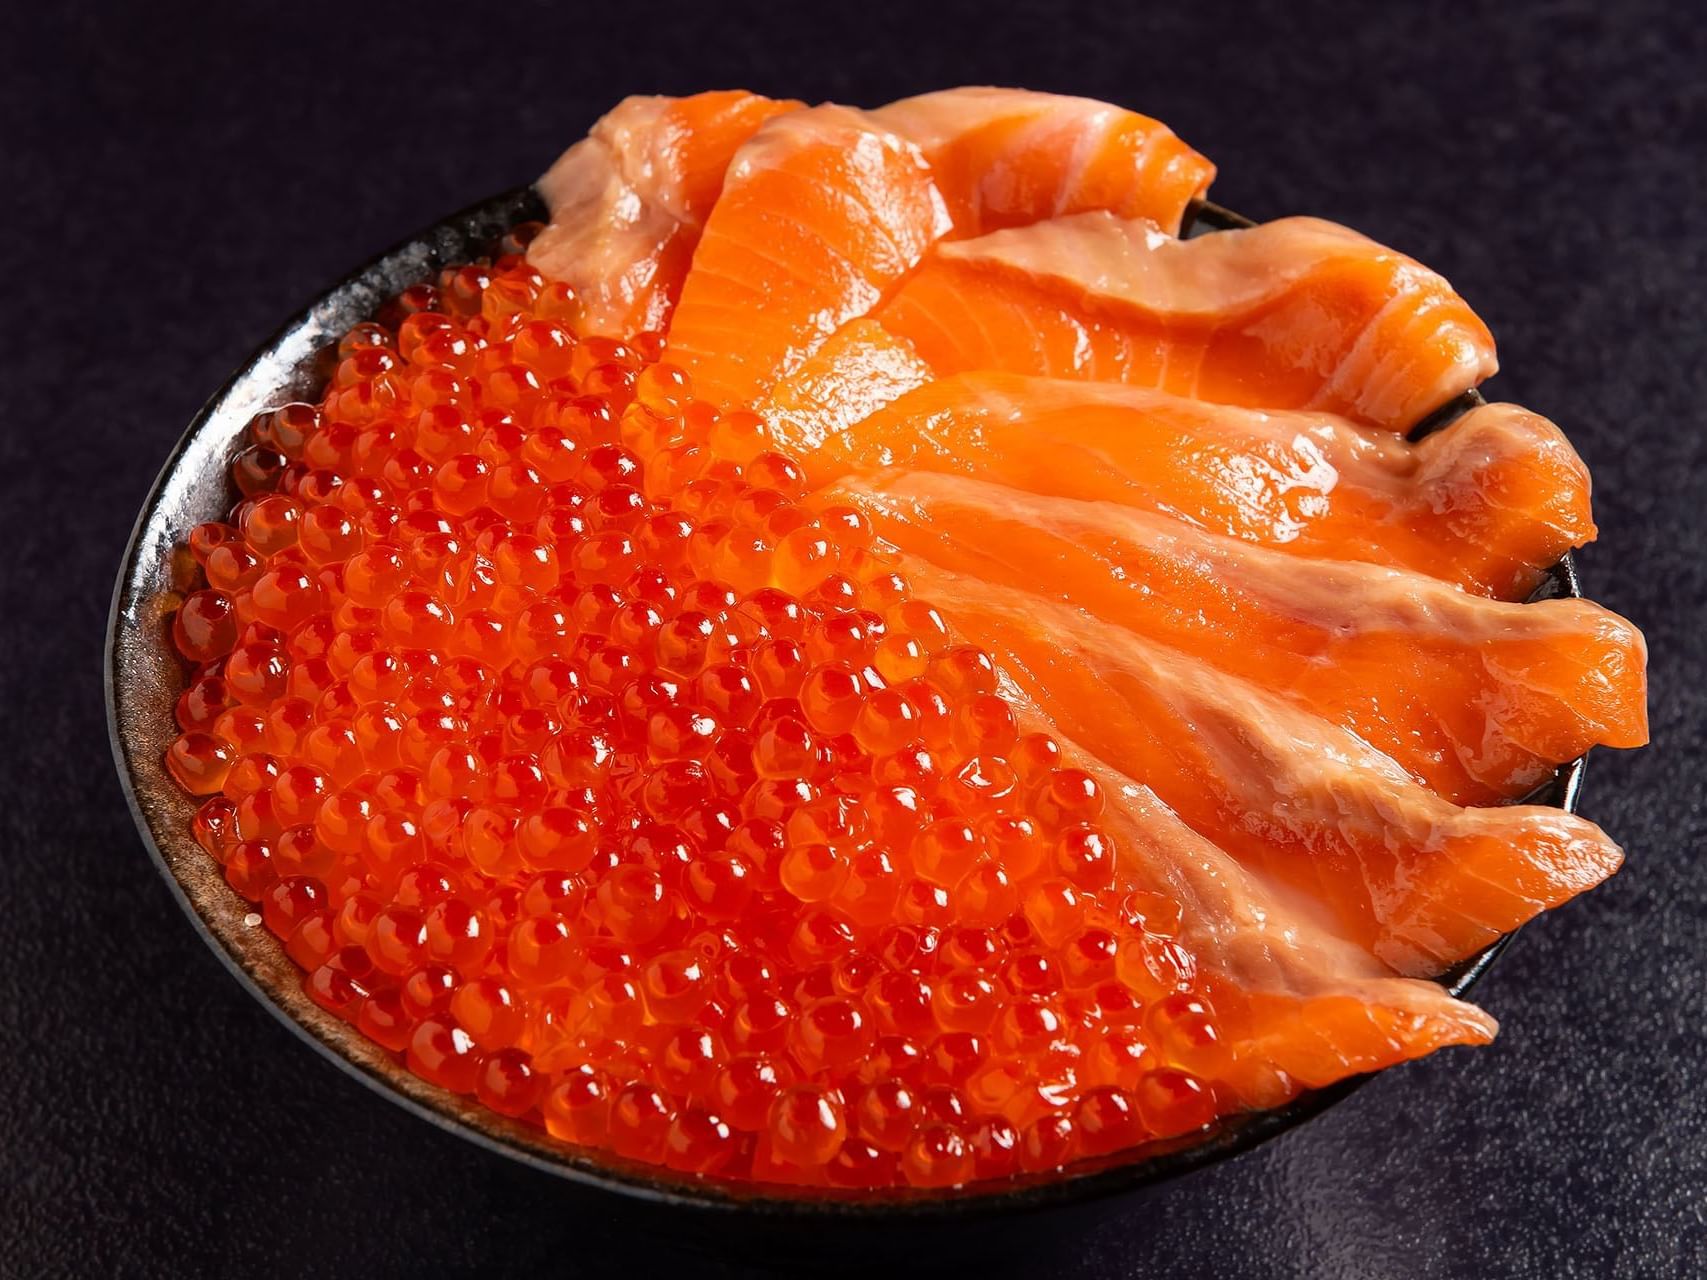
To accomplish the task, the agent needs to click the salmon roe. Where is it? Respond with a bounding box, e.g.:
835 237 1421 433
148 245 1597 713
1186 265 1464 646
163 225 1229 1191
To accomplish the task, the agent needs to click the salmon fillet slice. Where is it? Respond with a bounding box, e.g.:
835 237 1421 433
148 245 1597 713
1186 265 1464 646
528 90 803 338
758 319 935 454
791 373 1592 599
831 471 1648 804
662 104 954 409
872 86 1215 236
907 565 1626 977
1069 757 1498 1101
878 212 1497 431
992 685 1497 1103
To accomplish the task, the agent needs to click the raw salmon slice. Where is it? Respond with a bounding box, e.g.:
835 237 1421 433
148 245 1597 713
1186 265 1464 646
878 212 1498 431
833 472 1648 804
1030 727 1498 1100
663 104 953 409
872 86 1215 236
789 373 1590 599
908 566 1625 976
758 319 934 454
528 90 802 337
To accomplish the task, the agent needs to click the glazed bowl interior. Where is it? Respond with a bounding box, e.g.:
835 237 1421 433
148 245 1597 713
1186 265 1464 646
106 186 1586 1216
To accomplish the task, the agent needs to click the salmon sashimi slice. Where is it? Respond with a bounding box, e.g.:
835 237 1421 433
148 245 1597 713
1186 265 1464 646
795 373 1591 598
757 319 934 454
907 566 1625 976
832 472 1648 804
871 87 1215 236
877 212 1498 431
528 91 803 338
1029 729 1498 1102
663 104 953 409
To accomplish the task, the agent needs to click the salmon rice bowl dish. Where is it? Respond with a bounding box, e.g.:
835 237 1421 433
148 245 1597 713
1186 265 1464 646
140 86 1648 1198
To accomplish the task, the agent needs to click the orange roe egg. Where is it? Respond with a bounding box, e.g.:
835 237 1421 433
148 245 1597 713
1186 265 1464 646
159 234 1230 1192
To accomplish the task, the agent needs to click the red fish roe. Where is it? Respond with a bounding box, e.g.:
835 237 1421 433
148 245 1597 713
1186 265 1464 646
163 231 1230 1191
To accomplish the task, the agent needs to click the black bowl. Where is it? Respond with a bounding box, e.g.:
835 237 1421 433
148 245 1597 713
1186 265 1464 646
105 185 1588 1217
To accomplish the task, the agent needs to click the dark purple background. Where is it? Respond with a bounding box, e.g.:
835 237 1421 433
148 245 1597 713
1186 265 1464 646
4 1 1703 1274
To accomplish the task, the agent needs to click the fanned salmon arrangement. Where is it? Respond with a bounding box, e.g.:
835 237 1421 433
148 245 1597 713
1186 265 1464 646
164 87 1647 1193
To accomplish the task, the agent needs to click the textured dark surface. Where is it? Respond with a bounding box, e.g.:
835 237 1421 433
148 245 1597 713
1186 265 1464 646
2 1 1703 1275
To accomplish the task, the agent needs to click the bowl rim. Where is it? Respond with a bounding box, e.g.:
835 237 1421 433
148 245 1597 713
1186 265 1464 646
105 184 1589 1218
